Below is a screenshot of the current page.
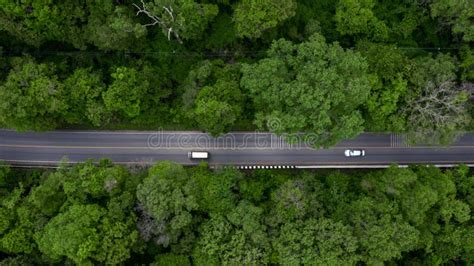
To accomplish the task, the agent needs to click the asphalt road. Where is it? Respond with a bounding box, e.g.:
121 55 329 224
0 129 473 167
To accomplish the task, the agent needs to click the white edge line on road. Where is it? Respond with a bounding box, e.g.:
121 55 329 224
295 164 474 169
2 159 473 168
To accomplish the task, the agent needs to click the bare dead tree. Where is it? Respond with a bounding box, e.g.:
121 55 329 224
104 178 118 192
409 81 465 124
462 82 474 99
126 158 153 175
135 204 157 241
133 0 183 43
403 80 470 144
135 203 173 247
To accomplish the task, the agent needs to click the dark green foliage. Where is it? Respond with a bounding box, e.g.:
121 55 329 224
335 0 389 41
403 54 470 144
0 163 9 189
0 161 473 264
0 0 87 48
151 253 191 266
241 33 372 147
274 218 359 265
1 0 473 264
0 58 67 131
193 167 241 215
194 200 270 264
357 41 409 131
459 45 474 81
233 0 297 39
0 0 471 142
85 2 147 51
429 0 474 42
180 60 245 135
35 204 105 264
136 161 198 252
103 66 150 118
0 161 139 264
63 68 108 126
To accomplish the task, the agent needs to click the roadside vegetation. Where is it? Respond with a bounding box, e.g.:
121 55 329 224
0 161 472 264
0 0 472 146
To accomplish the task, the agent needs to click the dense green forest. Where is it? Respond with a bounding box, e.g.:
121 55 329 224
1 2 473 265
0 160 472 265
0 0 473 146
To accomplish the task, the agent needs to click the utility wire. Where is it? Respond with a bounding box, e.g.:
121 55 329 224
0 46 463 58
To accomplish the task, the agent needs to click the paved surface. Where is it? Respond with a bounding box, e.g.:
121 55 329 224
0 129 473 167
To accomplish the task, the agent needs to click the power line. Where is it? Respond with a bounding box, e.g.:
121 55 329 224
0 46 463 58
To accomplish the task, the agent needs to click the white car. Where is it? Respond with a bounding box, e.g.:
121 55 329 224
344 149 365 157
188 151 209 159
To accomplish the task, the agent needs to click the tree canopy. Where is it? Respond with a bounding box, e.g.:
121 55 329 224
0 0 471 143
241 33 372 147
0 160 472 264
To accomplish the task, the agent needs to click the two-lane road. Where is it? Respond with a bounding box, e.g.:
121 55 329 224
0 129 473 167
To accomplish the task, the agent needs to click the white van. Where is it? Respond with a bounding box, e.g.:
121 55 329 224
188 151 209 159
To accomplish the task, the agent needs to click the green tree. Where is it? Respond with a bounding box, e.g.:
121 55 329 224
238 169 289 203
335 0 389 41
0 202 39 255
232 0 297 38
371 0 428 44
0 0 86 48
0 1 148 50
193 167 241 215
136 161 198 251
459 45 474 81
274 218 360 265
85 2 147 50
353 166 474 264
343 197 419 264
448 165 474 208
430 0 474 42
35 204 105 264
31 161 139 265
0 211 38 254
241 33 372 147
267 177 325 226
194 201 270 265
0 58 67 131
431 225 474 264
59 159 130 202
103 66 149 118
357 41 409 131
63 68 108 126
181 60 245 134
27 173 65 217
194 79 243 136
362 166 456 227
180 60 216 111
93 213 139 265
